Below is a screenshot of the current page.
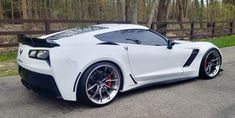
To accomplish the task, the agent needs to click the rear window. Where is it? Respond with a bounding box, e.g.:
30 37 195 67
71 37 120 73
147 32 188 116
46 26 107 40
95 31 126 43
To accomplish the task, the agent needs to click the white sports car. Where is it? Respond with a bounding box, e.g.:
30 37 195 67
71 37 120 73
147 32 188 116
17 24 222 106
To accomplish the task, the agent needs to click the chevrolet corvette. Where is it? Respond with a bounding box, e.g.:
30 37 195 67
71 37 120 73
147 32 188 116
17 24 222 106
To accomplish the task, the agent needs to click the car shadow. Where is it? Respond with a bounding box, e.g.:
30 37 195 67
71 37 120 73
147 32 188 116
117 78 198 99
31 77 201 110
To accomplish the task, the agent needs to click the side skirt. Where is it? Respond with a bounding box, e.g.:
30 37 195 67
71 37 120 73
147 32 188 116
122 76 197 92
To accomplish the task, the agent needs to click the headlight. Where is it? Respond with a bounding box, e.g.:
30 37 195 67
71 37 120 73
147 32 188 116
36 50 49 59
29 50 49 60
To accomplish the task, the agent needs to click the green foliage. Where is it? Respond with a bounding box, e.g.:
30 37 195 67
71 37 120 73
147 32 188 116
204 3 235 21
1 0 235 21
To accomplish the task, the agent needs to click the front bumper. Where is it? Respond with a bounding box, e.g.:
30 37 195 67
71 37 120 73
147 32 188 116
19 66 62 99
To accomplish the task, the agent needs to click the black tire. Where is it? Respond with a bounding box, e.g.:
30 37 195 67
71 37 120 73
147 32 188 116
199 48 222 79
77 62 122 107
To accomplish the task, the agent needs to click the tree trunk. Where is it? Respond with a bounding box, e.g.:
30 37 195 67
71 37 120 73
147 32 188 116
177 0 189 30
120 0 126 21
194 0 199 19
33 0 39 19
11 0 14 20
147 0 158 28
22 0 31 30
27 0 32 19
157 0 170 35
21 0 28 19
177 0 184 30
172 0 176 20
130 0 138 24
42 0 50 19
125 0 130 22
200 0 204 28
183 0 189 19
0 0 3 19
82 0 88 20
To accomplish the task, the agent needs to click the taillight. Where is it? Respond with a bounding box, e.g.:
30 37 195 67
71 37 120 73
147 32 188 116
29 50 49 60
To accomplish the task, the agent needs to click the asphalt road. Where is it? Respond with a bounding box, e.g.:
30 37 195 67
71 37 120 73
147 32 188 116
0 46 235 118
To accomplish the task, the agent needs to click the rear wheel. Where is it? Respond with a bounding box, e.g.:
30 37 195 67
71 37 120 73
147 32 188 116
77 62 122 106
199 48 222 79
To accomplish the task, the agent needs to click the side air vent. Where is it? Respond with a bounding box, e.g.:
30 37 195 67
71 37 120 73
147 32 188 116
183 49 199 67
129 74 137 84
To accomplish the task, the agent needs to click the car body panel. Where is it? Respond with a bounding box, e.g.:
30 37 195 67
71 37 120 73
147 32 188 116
17 24 222 101
124 44 186 82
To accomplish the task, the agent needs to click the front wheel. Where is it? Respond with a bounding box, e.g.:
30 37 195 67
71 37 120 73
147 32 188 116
77 62 122 106
199 48 222 79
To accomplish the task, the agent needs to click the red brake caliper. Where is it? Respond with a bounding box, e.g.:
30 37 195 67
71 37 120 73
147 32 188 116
107 74 112 87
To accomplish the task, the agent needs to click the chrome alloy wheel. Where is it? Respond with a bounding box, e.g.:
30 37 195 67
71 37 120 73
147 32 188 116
204 51 221 77
85 65 121 105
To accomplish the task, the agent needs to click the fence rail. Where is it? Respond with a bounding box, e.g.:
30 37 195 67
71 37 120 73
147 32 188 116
0 19 234 48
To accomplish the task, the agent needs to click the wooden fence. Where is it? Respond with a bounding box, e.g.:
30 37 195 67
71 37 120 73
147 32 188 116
0 19 234 48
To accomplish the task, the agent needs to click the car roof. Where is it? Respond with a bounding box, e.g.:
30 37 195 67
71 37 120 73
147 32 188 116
39 24 149 39
93 24 149 31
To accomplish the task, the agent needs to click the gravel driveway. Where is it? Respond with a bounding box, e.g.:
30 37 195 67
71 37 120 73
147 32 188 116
0 46 235 118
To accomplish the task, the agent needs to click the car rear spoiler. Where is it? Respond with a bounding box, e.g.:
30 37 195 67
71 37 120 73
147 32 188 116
17 34 60 47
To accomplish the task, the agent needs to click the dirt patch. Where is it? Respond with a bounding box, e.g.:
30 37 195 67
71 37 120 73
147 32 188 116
0 62 18 77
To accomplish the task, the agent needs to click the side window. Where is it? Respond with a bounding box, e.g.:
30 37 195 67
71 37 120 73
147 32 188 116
121 29 167 46
95 31 126 43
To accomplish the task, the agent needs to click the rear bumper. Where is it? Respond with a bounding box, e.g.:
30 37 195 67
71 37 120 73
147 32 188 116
19 66 62 99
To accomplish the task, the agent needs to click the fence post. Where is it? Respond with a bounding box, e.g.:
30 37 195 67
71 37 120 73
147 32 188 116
190 22 194 41
45 20 50 34
164 22 167 36
211 21 215 38
230 21 233 35
97 20 100 24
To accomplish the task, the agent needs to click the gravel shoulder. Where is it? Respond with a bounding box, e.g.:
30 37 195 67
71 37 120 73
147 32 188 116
0 46 235 118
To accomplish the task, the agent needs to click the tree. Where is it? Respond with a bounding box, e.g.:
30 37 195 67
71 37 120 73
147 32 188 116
177 0 184 30
157 0 171 35
120 0 126 21
177 0 189 30
125 0 130 22
147 0 158 27
27 0 32 19
21 0 27 19
200 0 204 28
130 0 138 24
0 0 235 23
11 0 14 19
223 0 235 5
0 0 3 19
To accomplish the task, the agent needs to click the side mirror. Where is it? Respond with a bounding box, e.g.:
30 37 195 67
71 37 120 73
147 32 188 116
167 40 175 49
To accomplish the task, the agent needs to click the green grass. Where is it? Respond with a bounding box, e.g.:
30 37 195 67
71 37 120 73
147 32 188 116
0 51 17 77
0 51 17 62
199 36 235 48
